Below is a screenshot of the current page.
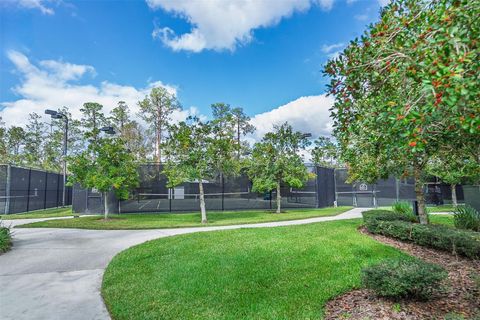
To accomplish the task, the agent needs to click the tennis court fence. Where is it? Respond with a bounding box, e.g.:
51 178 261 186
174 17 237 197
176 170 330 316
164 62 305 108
72 164 335 214
1 164 72 215
72 164 465 214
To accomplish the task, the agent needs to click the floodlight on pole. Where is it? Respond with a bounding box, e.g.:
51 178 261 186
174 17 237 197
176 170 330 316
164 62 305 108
45 108 69 208
100 126 116 135
301 133 312 139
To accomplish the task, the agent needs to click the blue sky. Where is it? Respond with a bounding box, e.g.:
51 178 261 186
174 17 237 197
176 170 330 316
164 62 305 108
0 0 386 138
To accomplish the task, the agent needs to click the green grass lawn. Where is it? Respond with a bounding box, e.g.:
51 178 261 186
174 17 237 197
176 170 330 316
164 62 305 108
17 206 351 230
429 214 454 226
102 219 408 320
1 207 74 220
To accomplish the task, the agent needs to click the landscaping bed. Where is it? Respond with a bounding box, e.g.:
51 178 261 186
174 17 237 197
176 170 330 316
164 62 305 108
0 226 12 254
325 227 480 320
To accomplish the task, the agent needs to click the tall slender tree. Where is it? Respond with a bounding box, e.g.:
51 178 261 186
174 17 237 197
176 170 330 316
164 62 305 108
80 102 107 144
110 101 149 160
138 87 181 162
6 126 26 165
311 136 341 168
0 117 7 163
24 113 47 168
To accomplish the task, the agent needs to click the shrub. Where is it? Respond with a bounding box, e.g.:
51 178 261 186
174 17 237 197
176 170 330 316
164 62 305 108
0 226 11 254
363 209 416 223
362 258 447 300
364 218 480 259
392 201 418 222
453 205 480 232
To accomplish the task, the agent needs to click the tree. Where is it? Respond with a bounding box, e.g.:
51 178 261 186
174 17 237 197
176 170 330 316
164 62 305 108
311 136 341 168
427 143 480 206
324 0 479 224
68 137 139 219
80 102 107 143
0 117 7 163
24 113 46 168
248 122 310 213
211 103 255 158
138 87 181 162
6 126 26 165
163 116 234 223
110 101 149 160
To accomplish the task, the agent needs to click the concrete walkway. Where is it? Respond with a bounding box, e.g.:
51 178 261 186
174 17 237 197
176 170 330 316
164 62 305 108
0 208 405 319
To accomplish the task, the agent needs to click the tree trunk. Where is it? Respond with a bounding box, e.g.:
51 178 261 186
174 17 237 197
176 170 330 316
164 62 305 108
103 191 109 220
451 184 457 207
276 181 282 213
414 167 428 224
237 120 241 158
198 180 207 224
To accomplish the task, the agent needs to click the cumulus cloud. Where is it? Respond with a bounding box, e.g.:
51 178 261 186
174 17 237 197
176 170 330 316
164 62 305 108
1 51 195 127
148 0 335 52
249 94 334 141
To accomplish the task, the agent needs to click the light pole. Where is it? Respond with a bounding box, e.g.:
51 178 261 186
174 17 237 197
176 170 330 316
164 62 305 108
45 109 69 207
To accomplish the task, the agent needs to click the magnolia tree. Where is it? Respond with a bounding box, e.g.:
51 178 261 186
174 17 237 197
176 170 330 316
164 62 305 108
68 137 139 219
248 122 310 213
163 116 238 224
324 0 479 224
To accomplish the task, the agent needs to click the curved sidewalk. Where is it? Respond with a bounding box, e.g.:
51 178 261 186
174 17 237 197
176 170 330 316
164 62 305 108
0 208 382 319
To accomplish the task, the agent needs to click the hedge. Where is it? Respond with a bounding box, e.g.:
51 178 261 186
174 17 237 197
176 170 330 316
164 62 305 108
362 258 447 300
363 210 480 259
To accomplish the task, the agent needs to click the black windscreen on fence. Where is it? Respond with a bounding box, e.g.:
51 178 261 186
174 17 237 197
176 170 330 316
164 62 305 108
71 164 466 214
116 164 320 213
0 165 72 214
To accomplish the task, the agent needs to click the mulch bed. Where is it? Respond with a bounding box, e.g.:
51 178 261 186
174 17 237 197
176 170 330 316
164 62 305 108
324 227 480 320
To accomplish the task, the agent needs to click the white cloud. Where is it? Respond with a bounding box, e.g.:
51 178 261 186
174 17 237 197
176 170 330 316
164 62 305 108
378 0 390 6
148 0 335 52
249 94 334 141
321 42 344 53
354 14 368 21
1 51 195 127
10 0 54 15
321 42 345 59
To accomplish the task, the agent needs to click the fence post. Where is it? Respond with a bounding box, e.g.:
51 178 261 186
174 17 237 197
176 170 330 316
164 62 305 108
56 173 61 208
315 166 319 208
26 168 32 212
221 173 225 211
395 178 400 201
43 171 48 209
5 164 11 214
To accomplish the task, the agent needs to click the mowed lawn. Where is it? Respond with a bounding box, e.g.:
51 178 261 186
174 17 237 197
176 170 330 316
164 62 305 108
1 207 74 220
17 206 352 230
429 213 454 226
102 219 408 320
